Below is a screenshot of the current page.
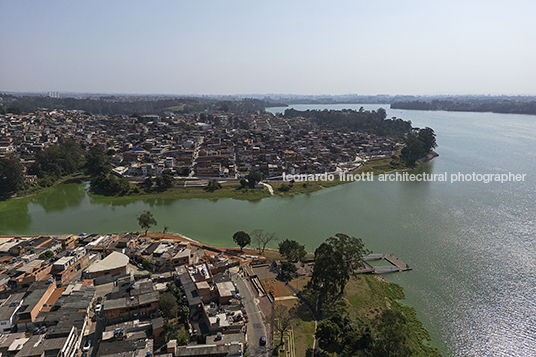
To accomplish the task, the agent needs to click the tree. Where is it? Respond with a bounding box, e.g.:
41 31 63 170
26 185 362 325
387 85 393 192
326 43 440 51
58 138 84 174
138 210 157 235
373 310 412 357
38 250 54 260
232 231 251 252
278 239 307 263
310 242 339 297
315 320 341 349
310 234 370 297
280 261 297 282
246 171 262 188
160 292 179 319
85 144 111 177
142 258 151 270
161 173 174 188
205 179 222 192
0 158 25 196
273 305 294 347
400 127 437 167
90 172 132 196
417 127 437 151
250 229 277 255
143 176 153 189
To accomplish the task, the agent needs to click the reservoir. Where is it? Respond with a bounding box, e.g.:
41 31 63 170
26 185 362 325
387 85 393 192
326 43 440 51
1 104 535 356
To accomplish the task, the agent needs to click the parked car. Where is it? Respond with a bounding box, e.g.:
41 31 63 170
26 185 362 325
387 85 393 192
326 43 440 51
83 340 91 352
95 304 102 313
259 336 266 346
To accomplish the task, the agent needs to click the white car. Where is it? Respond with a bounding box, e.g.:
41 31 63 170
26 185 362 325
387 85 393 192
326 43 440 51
83 340 91 352
95 304 102 313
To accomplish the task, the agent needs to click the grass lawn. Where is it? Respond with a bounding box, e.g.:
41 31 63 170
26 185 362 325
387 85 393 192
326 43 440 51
340 275 440 357
274 300 315 357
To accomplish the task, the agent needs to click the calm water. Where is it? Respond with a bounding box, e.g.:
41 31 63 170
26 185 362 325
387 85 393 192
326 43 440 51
1 104 535 356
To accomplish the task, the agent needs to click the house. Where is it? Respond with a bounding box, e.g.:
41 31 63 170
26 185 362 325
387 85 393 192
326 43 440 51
84 252 129 285
0 292 25 333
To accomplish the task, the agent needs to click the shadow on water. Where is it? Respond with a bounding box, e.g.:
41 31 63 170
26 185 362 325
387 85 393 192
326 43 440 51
30 183 86 213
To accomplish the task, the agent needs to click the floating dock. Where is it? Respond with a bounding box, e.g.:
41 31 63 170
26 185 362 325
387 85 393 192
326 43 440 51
359 253 412 274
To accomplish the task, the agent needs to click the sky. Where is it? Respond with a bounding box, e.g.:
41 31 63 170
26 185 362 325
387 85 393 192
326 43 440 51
1 0 535 96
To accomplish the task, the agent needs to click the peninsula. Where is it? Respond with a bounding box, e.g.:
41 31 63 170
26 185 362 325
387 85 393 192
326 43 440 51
0 96 437 201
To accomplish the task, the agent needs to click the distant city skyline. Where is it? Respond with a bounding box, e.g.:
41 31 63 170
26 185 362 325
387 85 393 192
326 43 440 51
1 0 535 96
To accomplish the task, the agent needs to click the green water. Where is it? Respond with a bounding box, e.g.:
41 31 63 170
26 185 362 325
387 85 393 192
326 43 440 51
1 104 535 356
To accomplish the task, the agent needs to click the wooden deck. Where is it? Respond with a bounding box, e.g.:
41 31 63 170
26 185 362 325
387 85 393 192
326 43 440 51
383 253 412 271
357 253 412 274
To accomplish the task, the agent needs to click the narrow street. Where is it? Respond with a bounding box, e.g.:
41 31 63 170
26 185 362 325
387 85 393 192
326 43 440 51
230 268 270 357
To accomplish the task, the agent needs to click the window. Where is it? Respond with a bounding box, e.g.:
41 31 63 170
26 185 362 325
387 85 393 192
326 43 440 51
0 322 7 325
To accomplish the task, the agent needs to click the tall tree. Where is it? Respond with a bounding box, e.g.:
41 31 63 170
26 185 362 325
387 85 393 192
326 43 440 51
417 127 437 151
278 239 307 263
137 210 157 235
205 179 221 192
373 309 412 357
246 171 262 188
315 320 341 349
401 127 437 167
85 144 111 177
0 158 25 196
273 305 294 347
280 261 297 282
251 229 277 255
310 234 370 297
232 231 251 252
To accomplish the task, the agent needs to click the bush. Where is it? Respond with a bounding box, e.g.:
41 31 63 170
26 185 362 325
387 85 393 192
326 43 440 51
278 184 290 192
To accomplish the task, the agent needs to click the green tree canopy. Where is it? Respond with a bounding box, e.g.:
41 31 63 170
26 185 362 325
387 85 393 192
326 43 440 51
137 210 157 235
38 250 55 260
400 127 437 167
315 320 341 349
280 261 297 282
205 179 222 192
232 231 251 252
373 309 412 357
278 239 307 263
0 157 25 196
85 144 111 177
245 171 262 188
310 233 370 297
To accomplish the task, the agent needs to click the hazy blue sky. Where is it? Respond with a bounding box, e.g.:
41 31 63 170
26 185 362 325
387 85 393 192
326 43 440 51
1 0 535 95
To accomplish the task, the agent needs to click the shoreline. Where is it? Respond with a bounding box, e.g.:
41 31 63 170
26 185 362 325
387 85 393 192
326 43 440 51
2 152 438 204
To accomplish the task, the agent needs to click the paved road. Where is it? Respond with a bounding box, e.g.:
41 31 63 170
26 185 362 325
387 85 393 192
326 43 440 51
230 268 270 357
262 183 274 195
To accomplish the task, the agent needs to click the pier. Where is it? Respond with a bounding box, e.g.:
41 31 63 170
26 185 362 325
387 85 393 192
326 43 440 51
360 253 412 274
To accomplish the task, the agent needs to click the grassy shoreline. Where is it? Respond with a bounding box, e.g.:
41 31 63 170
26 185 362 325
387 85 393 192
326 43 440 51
3 152 437 203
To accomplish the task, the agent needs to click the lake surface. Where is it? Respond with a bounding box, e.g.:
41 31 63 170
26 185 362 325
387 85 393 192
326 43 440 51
1 104 535 356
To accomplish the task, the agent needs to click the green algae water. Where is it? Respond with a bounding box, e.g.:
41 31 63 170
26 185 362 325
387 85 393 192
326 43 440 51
1 104 535 356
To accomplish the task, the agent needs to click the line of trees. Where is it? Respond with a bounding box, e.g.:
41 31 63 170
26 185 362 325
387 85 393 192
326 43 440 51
2 95 276 116
391 99 536 115
283 108 412 138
